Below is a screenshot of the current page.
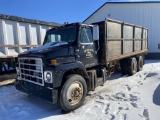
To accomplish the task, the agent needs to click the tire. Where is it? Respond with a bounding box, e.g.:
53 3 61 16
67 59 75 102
126 57 137 76
120 60 127 75
60 74 87 112
136 56 143 71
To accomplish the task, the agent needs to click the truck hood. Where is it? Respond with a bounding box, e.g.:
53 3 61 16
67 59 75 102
19 41 75 60
22 41 68 54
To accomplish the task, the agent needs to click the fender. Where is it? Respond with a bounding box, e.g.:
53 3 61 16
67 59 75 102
51 61 88 88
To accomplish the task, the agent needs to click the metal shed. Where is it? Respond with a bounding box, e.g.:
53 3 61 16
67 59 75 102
84 1 160 59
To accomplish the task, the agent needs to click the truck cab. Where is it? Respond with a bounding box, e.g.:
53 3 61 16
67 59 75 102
43 23 99 68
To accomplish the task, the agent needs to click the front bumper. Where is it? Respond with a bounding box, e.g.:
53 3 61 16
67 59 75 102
15 79 58 104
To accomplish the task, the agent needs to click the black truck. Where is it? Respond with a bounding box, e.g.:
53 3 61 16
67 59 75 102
15 19 148 111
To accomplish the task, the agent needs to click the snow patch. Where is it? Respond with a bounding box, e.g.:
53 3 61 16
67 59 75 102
0 60 160 120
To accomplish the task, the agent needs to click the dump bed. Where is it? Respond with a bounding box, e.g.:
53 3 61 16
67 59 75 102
95 19 148 65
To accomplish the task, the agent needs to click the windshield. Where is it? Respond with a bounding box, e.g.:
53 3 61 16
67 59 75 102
43 26 76 44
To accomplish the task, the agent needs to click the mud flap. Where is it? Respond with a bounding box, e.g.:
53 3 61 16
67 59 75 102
87 68 106 91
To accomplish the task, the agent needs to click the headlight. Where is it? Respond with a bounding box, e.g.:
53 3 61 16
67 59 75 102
44 71 53 83
46 73 51 81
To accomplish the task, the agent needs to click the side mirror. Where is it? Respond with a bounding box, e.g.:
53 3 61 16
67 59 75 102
93 25 99 41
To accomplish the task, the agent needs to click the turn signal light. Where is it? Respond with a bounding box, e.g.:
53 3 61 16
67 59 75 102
51 60 57 65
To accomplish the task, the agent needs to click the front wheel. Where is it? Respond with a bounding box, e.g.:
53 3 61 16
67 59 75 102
60 74 87 112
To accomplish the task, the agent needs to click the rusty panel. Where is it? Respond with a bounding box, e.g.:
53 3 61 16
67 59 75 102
135 28 142 39
107 40 122 59
107 21 121 38
135 40 141 51
123 40 133 54
93 19 148 65
124 25 133 39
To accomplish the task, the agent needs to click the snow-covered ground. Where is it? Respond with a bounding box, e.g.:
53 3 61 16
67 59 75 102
0 60 160 120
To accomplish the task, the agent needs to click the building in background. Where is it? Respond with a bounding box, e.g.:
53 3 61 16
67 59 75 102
84 1 160 59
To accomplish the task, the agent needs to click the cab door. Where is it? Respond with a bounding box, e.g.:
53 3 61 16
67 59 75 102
78 27 98 68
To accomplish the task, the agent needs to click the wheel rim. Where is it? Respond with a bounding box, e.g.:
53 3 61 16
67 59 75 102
66 81 83 105
132 60 137 72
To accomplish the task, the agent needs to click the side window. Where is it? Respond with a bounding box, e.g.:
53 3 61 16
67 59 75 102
80 28 93 43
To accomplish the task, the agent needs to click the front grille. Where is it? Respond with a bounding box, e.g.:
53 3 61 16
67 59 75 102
18 57 44 86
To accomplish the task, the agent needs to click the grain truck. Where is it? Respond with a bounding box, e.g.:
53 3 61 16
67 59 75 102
0 14 59 73
15 19 148 111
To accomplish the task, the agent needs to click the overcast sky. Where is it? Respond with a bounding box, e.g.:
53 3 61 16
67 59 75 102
0 0 159 24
